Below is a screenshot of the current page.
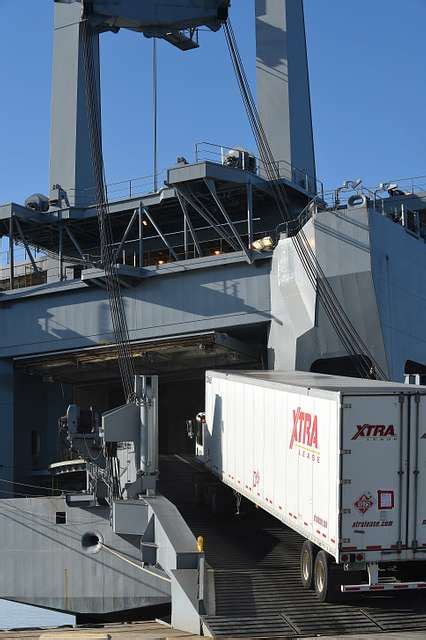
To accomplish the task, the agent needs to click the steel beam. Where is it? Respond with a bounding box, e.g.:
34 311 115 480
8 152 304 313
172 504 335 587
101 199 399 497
176 187 238 252
9 216 14 290
183 213 188 259
13 217 40 274
142 207 177 261
65 226 86 261
247 181 254 250
138 203 144 267
58 222 64 281
113 208 138 263
204 178 252 262
176 191 203 257
152 38 158 193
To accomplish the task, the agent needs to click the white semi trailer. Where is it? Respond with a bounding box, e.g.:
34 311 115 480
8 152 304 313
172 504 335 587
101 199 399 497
195 370 426 601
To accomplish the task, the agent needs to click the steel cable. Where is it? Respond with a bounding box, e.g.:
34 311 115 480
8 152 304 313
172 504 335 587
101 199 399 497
224 20 387 380
81 18 136 400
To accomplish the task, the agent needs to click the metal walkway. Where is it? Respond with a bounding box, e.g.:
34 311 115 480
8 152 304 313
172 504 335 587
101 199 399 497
159 455 426 638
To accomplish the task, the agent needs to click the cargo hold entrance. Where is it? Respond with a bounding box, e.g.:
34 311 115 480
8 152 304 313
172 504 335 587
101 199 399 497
13 330 264 462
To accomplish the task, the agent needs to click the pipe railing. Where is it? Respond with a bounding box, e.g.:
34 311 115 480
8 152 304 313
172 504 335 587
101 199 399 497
194 141 323 197
275 186 426 241
64 170 169 207
380 175 426 196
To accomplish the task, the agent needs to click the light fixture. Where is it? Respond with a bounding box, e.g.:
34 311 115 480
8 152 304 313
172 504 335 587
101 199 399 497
378 182 398 192
252 236 274 252
158 259 165 265
335 179 363 207
341 179 363 191
142 219 148 227
213 249 221 256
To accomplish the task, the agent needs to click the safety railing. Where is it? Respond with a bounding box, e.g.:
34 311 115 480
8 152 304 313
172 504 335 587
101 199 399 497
52 141 329 209
0 244 31 267
194 141 324 197
62 170 168 208
275 186 426 243
0 257 48 291
82 214 273 270
380 175 426 196
105 170 168 200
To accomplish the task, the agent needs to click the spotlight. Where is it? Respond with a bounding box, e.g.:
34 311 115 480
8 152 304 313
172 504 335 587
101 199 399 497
252 236 274 252
378 182 398 192
341 179 363 191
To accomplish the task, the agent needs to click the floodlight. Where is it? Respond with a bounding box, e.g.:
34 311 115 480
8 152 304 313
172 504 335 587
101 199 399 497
252 236 274 252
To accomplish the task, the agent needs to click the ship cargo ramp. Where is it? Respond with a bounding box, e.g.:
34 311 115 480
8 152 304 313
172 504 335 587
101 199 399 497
160 455 426 638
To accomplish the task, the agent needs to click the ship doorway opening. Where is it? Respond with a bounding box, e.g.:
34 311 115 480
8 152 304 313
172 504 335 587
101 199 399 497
311 355 374 378
159 375 204 454
14 330 264 466
72 374 204 455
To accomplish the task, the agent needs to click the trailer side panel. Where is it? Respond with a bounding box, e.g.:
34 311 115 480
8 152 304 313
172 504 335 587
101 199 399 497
204 373 340 558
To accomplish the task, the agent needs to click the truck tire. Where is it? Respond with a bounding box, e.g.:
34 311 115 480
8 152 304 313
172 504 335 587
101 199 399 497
314 551 340 602
300 540 317 589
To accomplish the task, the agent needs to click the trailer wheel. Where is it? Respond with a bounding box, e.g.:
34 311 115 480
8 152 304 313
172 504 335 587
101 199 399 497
300 540 316 589
314 551 339 602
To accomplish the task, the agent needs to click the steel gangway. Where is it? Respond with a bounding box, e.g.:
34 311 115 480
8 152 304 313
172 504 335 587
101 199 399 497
160 455 426 638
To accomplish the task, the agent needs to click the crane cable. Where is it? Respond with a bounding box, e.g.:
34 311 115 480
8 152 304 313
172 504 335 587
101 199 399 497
81 18 136 402
223 20 387 381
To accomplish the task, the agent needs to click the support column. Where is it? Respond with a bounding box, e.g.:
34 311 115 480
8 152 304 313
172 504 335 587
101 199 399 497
0 360 14 484
8 216 14 291
58 220 64 281
49 1 101 208
247 181 253 249
138 204 144 267
255 0 316 189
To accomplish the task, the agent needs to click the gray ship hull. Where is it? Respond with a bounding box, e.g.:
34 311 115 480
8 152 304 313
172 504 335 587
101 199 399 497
0 496 170 614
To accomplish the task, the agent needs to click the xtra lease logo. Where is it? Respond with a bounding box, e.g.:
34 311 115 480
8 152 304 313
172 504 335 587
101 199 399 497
290 407 320 463
352 424 397 441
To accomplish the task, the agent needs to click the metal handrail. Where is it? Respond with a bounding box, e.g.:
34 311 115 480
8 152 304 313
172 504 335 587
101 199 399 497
275 185 425 241
194 141 323 197
0 245 32 268
61 169 168 207
376 176 426 196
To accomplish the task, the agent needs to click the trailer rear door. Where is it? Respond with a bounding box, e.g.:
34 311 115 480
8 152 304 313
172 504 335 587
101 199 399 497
407 393 426 552
340 393 408 553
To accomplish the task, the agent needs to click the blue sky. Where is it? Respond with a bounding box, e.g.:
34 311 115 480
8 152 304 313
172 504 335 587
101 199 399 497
0 0 425 207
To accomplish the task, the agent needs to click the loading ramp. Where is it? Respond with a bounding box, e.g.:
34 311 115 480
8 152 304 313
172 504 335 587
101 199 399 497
160 455 426 638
